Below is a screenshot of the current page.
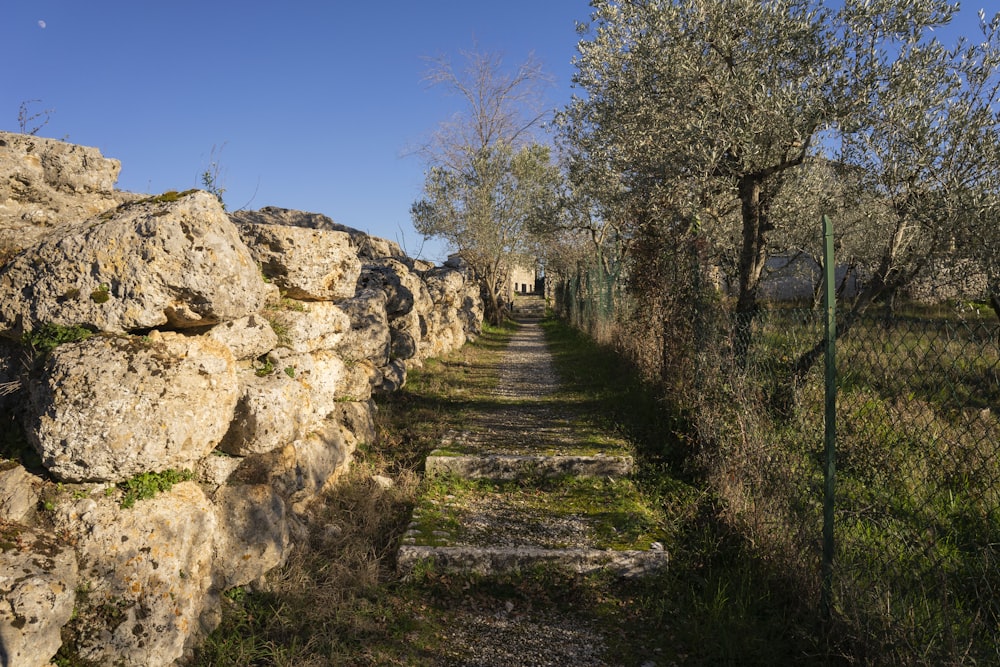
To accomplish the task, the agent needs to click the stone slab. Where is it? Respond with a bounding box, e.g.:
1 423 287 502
425 453 633 480
397 544 667 578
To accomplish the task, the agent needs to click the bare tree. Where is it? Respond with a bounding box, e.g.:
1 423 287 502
411 48 560 324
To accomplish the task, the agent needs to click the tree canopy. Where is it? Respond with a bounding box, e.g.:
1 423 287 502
557 0 1000 337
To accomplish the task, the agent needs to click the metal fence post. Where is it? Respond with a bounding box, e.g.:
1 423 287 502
821 214 837 621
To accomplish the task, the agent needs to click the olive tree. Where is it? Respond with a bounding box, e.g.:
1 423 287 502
834 7 1000 311
561 0 842 352
411 49 560 324
560 0 1000 360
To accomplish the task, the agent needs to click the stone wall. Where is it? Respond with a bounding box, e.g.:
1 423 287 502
0 132 482 667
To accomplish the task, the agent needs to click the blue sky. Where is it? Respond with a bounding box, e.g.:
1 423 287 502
3 1 584 261
2 1 992 263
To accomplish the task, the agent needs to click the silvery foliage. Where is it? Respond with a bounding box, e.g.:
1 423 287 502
558 0 1000 311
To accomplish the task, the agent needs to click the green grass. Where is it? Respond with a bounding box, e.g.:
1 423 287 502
699 307 1000 664
541 315 831 665
197 314 849 665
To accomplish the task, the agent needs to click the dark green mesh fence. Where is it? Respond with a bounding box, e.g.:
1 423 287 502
835 313 1000 661
554 269 1000 663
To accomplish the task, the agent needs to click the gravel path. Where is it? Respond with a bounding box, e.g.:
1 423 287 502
433 315 617 667
493 317 560 399
443 317 626 458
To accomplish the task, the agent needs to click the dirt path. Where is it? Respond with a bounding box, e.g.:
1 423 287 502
401 311 664 666
426 315 619 667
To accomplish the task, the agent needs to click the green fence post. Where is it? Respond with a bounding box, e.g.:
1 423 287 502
821 214 837 621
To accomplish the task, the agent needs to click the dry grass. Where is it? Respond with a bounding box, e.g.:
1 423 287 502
554 277 1000 664
194 324 518 666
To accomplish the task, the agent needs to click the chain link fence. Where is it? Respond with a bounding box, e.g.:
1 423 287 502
553 261 1000 663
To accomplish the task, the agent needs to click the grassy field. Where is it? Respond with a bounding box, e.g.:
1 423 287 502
697 306 1000 665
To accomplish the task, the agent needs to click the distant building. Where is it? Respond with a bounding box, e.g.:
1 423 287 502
447 254 544 301
508 263 537 299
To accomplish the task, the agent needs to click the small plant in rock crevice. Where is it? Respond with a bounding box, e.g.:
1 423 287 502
21 322 93 358
89 283 110 304
118 469 194 509
254 354 275 377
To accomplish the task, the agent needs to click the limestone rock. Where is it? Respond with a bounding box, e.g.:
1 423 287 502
212 484 290 589
231 206 404 259
331 401 377 453
195 453 242 489
297 349 347 421
219 370 311 456
0 132 130 259
234 220 361 301
407 257 436 273
204 314 279 360
0 524 77 667
0 464 41 523
360 258 433 317
420 310 451 359
241 423 351 508
339 358 378 402
424 266 468 309
378 358 408 393
390 310 422 361
27 332 239 482
283 425 352 506
461 286 485 339
52 482 217 667
334 289 390 365
264 299 352 353
0 190 269 337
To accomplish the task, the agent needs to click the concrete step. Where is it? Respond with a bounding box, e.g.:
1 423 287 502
397 544 668 578
398 476 668 579
425 452 634 480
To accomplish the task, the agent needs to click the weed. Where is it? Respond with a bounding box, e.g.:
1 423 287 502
21 322 93 357
89 283 110 304
200 143 227 209
17 99 53 135
266 318 291 347
253 355 275 377
118 469 194 509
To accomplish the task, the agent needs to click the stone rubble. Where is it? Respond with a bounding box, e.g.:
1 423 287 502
0 131 483 667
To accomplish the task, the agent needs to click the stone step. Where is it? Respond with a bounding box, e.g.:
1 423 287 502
425 453 634 480
398 476 668 579
437 424 634 460
511 296 545 316
397 544 668 578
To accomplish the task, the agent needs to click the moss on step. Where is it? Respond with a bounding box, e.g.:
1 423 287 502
406 475 669 552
